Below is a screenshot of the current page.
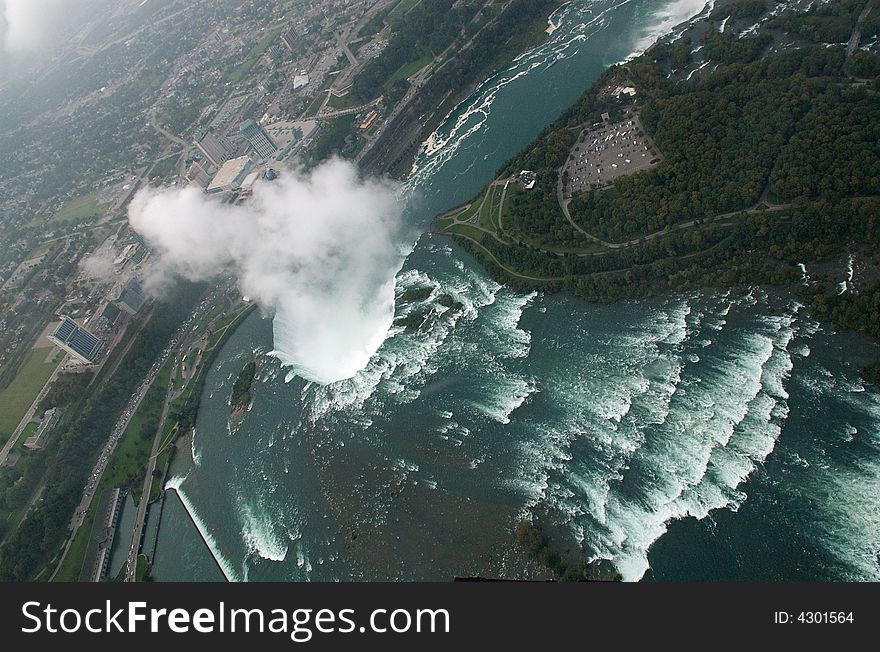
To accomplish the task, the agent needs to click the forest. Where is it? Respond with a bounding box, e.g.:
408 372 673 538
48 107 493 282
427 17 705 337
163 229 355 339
768 0 877 43
351 0 482 103
0 281 208 581
445 2 880 370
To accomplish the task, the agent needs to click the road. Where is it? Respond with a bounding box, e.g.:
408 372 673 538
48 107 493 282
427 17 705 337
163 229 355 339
123 296 238 582
148 108 189 148
49 289 227 581
124 370 178 582
318 97 383 119
336 31 359 68
441 175 798 274
0 354 65 467
450 232 566 283
847 1 874 58
556 178 792 252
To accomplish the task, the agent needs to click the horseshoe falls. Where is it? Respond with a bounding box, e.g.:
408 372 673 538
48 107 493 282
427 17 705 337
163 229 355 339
149 0 880 582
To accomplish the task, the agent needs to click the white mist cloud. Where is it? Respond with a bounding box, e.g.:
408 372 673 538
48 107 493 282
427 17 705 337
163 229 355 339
129 159 409 385
1 0 67 54
80 245 116 280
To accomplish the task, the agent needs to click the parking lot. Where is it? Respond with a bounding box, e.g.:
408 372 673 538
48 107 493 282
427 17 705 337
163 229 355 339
564 112 660 196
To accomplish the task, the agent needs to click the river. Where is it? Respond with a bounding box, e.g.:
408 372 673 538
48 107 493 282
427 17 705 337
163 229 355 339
149 0 880 582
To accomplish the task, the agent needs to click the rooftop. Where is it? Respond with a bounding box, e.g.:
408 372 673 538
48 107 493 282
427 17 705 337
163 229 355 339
207 156 253 193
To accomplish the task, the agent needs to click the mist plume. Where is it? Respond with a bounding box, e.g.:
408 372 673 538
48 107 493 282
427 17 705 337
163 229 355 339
129 159 408 385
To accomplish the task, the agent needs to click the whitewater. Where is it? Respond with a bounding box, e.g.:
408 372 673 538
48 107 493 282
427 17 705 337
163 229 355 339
149 0 880 583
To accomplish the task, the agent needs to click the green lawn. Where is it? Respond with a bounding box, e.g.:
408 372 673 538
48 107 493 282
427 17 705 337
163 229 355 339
37 192 108 226
135 554 150 581
148 155 179 180
0 347 58 442
479 185 503 231
18 422 38 445
387 55 432 86
327 92 359 110
446 223 487 243
191 303 224 337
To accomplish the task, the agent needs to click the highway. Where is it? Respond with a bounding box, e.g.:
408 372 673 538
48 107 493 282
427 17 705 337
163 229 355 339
124 371 177 582
50 288 227 581
124 294 238 582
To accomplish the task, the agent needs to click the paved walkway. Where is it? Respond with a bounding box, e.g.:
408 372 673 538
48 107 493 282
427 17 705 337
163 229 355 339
848 1 874 58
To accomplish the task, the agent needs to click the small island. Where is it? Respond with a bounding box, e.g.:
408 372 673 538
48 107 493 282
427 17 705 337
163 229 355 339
229 356 260 432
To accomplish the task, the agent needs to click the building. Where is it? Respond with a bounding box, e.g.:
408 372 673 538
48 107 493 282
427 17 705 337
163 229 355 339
194 129 232 168
239 170 261 194
48 317 104 364
264 118 317 159
115 278 147 316
81 487 123 582
207 156 255 194
186 161 211 189
518 170 537 190
280 23 299 51
239 119 278 160
24 408 59 450
128 227 149 250
113 243 137 267
360 110 380 131
101 302 122 326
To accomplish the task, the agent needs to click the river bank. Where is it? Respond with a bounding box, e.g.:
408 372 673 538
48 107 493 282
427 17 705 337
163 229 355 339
150 0 880 583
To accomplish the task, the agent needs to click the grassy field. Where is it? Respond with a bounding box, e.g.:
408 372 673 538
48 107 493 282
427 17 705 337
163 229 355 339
438 182 606 255
327 92 359 110
387 55 432 86
0 347 58 442
37 192 108 226
148 155 179 180
445 223 487 243
135 554 150 581
18 422 38 445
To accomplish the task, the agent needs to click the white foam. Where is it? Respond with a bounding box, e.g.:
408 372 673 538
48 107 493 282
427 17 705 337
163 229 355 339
165 476 240 581
238 497 288 563
191 428 201 466
521 294 798 581
472 376 537 425
304 266 502 422
629 0 712 59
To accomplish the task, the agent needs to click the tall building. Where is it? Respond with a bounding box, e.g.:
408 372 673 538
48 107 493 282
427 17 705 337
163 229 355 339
48 317 104 364
115 278 147 316
280 23 299 51
207 156 255 194
186 161 211 189
239 119 278 160
194 129 232 168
